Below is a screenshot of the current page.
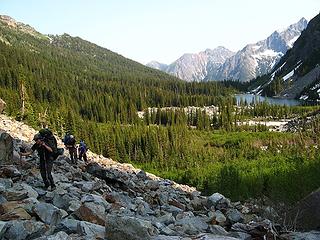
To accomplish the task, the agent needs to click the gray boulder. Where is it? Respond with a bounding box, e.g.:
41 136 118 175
57 219 105 239
105 214 158 240
33 202 67 225
175 216 208 235
226 209 244 224
156 213 175 225
57 218 80 234
20 183 39 199
53 193 74 211
77 221 105 239
3 220 46 240
207 193 230 209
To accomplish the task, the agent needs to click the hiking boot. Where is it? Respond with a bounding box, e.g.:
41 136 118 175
51 185 56 191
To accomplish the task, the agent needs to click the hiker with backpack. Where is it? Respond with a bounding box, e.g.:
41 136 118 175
78 139 87 162
63 132 77 164
19 129 59 191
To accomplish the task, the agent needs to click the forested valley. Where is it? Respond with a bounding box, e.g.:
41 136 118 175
1 19 320 204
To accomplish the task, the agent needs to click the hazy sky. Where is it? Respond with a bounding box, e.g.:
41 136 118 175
1 0 319 64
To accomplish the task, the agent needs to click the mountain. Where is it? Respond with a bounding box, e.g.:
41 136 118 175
248 13 320 100
148 18 307 82
147 47 235 82
145 61 168 71
206 17 308 82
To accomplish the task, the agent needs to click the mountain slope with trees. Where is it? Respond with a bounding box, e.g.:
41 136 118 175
0 15 233 125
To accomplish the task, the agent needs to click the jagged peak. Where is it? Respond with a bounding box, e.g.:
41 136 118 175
277 17 308 33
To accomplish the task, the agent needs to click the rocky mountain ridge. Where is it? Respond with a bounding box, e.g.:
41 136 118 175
209 18 307 82
147 47 235 82
1 114 320 239
147 18 307 82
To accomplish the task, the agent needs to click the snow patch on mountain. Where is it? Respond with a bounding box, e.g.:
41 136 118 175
214 18 307 82
283 70 294 81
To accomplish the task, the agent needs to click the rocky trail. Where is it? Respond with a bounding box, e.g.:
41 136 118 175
0 114 319 240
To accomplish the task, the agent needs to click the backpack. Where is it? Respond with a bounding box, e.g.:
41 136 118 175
64 134 75 145
39 128 63 159
79 141 87 153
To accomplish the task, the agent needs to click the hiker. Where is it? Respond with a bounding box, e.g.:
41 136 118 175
63 132 77 164
78 139 87 162
19 131 57 191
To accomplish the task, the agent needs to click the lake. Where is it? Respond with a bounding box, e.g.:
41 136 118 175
235 94 303 106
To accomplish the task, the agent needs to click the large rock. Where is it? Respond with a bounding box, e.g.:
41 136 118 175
56 219 105 239
0 201 31 220
33 202 67 225
74 202 105 226
77 221 105 239
3 187 28 201
226 209 244 224
105 214 158 240
0 132 13 164
207 193 230 209
174 215 209 235
287 188 320 230
3 220 47 240
0 99 5 113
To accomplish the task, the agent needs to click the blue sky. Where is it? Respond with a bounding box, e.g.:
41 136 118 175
1 0 319 64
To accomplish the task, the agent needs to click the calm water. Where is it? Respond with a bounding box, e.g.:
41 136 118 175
235 94 303 106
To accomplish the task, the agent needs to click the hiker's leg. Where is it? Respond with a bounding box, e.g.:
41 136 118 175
68 148 74 162
46 159 55 188
83 152 87 162
72 147 77 164
73 147 78 161
40 159 49 187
